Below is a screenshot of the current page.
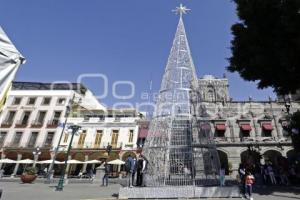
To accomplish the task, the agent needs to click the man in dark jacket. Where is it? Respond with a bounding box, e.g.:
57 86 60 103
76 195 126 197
136 155 147 187
126 155 135 187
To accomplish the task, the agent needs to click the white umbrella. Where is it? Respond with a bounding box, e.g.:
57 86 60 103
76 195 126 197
0 26 25 111
0 158 16 163
84 160 102 164
37 160 63 164
107 159 125 165
17 159 34 164
67 159 83 164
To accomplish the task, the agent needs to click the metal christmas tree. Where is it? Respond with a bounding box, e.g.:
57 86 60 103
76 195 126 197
142 4 220 186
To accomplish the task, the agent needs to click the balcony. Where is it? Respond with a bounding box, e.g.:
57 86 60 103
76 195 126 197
0 121 13 128
214 137 227 143
256 136 275 142
47 120 59 128
43 142 53 148
5 142 21 148
15 120 28 128
30 121 44 128
102 142 123 149
114 117 121 122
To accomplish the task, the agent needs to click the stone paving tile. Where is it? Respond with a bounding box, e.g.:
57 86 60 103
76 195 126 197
0 181 300 200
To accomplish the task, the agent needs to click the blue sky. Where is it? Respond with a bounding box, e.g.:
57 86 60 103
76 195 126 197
0 0 275 108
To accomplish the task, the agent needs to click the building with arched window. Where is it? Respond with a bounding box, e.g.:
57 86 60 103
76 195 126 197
193 75 300 176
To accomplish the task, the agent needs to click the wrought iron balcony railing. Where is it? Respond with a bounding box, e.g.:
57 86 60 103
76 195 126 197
0 121 13 128
30 120 44 128
15 120 28 128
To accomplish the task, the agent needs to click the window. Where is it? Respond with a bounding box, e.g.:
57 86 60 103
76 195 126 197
57 98 66 105
12 132 23 146
240 123 251 138
5 111 16 124
111 130 119 148
52 111 62 125
215 130 225 137
37 111 47 125
44 132 54 147
78 130 86 147
261 122 273 137
94 130 103 147
63 133 69 143
0 132 7 146
215 124 226 137
12 97 21 105
42 97 51 105
21 111 31 125
28 132 38 147
27 97 36 105
128 130 134 143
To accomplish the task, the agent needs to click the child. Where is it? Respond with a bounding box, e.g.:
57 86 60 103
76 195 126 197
245 171 255 200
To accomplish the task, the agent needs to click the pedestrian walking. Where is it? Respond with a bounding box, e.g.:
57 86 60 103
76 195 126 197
102 163 109 186
219 166 225 186
245 171 255 200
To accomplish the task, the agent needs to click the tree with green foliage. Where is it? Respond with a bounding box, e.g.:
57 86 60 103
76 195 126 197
228 0 300 95
229 0 300 153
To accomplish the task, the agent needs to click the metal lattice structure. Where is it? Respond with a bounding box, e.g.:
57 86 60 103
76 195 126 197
142 5 220 187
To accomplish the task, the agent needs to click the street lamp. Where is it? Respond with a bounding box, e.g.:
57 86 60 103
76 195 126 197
55 124 81 191
47 94 81 181
32 147 41 168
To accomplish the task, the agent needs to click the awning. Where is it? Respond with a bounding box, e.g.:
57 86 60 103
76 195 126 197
17 159 34 164
107 159 125 165
262 123 273 131
240 124 252 131
215 124 226 131
138 128 148 138
0 158 16 163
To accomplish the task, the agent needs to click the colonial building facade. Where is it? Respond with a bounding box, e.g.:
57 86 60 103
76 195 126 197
194 75 300 175
0 82 144 176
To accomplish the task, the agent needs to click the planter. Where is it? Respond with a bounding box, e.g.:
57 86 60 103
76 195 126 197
20 174 37 183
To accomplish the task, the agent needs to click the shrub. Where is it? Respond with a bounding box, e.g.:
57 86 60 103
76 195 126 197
23 167 37 175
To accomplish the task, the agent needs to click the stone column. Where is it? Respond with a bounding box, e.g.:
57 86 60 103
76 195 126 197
274 116 283 139
228 120 235 142
82 154 89 173
11 154 22 177
48 153 55 180
252 118 259 138
65 155 72 179
228 156 241 178
0 153 6 170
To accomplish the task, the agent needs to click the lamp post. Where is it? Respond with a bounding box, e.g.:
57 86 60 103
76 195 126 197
47 94 81 181
32 147 41 168
55 124 81 191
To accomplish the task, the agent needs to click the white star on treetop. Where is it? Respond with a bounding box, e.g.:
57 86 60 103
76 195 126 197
172 4 191 16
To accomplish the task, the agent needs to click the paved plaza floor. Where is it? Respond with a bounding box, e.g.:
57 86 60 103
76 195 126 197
0 181 300 200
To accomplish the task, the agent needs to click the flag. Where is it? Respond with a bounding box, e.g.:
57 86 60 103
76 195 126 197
0 26 25 111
